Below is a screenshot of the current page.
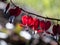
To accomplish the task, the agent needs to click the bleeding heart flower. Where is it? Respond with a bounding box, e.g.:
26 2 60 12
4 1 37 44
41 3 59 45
58 28 60 35
14 7 22 16
27 16 33 26
34 18 39 30
31 18 39 30
57 24 60 35
40 20 51 31
39 20 45 30
9 9 15 15
45 21 51 30
52 24 59 35
9 7 21 17
22 15 28 25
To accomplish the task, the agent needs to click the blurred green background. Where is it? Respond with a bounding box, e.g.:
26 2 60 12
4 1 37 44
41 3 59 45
7 0 60 23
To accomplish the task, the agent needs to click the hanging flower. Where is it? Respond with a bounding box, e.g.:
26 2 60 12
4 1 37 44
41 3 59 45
45 21 51 30
52 24 59 35
27 16 33 26
22 15 28 25
9 7 22 17
58 26 60 34
31 18 39 30
39 20 45 30
39 20 51 31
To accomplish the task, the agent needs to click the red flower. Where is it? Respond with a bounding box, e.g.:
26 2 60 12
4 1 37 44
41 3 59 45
52 24 59 35
22 15 28 25
31 18 39 30
39 20 51 31
45 21 51 30
27 16 33 26
39 20 45 30
58 27 60 34
57 24 60 35
9 7 21 17
9 9 15 15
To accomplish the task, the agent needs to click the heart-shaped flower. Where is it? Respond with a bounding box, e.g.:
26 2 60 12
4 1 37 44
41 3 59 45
58 26 60 34
9 7 21 17
52 24 59 35
22 15 28 25
57 24 60 35
39 20 51 31
27 16 33 26
30 18 39 30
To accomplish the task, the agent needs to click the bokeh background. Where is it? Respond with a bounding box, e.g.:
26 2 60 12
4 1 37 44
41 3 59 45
7 0 60 19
